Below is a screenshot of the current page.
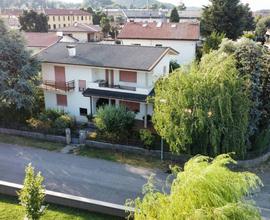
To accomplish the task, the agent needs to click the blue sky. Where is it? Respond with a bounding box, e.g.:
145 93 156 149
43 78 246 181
62 0 270 10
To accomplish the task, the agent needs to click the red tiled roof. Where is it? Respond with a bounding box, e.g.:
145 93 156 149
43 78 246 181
44 9 90 16
23 32 60 48
118 22 200 41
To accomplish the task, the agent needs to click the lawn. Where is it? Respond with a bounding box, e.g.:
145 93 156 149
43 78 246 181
76 147 171 170
0 134 65 151
0 195 120 220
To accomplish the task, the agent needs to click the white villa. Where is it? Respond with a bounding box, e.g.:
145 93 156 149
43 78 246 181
117 21 200 65
37 43 178 127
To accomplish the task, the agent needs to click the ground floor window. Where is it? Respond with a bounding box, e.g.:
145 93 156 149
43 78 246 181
120 101 140 113
56 94 67 106
80 108 88 116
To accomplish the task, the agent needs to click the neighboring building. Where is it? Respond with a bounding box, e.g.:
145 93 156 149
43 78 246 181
0 9 21 29
37 43 178 126
118 21 200 64
44 9 92 30
178 9 202 22
122 9 168 23
57 22 103 42
23 32 77 54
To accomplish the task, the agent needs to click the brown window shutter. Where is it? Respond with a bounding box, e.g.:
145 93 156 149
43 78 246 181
119 71 137 83
79 80 86 91
120 101 140 112
56 94 67 106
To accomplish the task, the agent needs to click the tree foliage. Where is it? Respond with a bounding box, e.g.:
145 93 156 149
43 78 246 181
100 16 111 35
126 154 262 220
255 16 270 41
153 51 250 157
0 19 40 111
18 164 46 220
201 0 254 39
202 31 226 54
170 8 180 23
19 10 48 32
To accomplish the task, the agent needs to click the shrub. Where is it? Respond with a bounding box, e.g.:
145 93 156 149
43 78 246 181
27 118 51 132
243 32 255 40
39 109 65 122
54 115 74 131
126 154 262 220
18 164 47 220
253 127 270 155
139 129 154 150
95 105 135 141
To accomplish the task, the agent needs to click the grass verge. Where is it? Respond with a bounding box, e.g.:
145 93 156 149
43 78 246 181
76 147 171 170
0 194 120 220
0 134 65 151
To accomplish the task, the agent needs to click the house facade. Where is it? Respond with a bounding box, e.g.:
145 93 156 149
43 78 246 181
37 43 178 127
117 21 200 65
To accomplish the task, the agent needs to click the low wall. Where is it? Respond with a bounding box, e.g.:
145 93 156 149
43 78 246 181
0 128 66 144
237 150 270 168
0 180 132 218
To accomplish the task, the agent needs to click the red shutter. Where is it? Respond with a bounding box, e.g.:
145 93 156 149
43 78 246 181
120 101 140 112
119 71 137 83
54 66 66 90
79 80 86 91
56 94 67 106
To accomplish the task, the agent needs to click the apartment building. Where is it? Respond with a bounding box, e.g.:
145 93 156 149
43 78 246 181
37 43 178 127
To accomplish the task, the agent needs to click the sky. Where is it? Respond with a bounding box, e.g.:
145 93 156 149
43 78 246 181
60 0 270 10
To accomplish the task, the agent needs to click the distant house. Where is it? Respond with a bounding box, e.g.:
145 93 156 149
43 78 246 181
0 9 21 29
37 43 178 126
44 9 92 30
57 22 103 42
118 21 200 64
23 32 77 54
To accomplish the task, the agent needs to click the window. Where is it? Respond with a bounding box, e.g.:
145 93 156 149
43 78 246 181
78 80 86 92
53 24 56 29
80 108 88 116
81 16 84 20
56 94 67 106
119 71 137 83
120 101 140 113
155 44 162 47
63 16 65 21
58 16 60 21
59 24 61 28
77 16 79 20
48 24 51 29
68 16 70 21
53 16 55 21
63 24 66 27
133 43 141 46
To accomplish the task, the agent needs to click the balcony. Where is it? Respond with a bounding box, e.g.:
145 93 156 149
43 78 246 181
41 80 75 92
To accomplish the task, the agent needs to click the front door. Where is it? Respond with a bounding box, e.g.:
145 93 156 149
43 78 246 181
54 66 66 90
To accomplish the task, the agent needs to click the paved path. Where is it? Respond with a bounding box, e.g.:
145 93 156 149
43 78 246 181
0 143 167 205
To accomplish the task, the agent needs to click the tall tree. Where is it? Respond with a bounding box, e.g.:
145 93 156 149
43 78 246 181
0 19 39 112
170 7 180 23
255 16 270 41
127 154 262 220
153 51 250 158
100 16 111 36
201 0 254 40
19 10 48 32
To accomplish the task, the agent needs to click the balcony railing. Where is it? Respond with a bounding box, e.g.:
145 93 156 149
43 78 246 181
41 80 75 92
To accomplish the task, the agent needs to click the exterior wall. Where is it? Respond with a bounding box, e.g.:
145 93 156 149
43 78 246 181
121 39 197 65
127 18 165 23
48 15 92 30
62 32 103 42
41 53 170 122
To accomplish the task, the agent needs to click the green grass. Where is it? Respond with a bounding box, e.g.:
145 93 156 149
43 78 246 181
0 134 65 151
0 195 120 220
76 147 171 170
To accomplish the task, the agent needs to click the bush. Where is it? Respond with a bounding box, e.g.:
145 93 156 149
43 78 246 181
139 129 154 150
95 105 135 141
27 118 51 133
253 128 270 155
18 164 46 220
243 32 255 40
54 115 73 131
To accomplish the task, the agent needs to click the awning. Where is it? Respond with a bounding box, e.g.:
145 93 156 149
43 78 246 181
83 88 154 102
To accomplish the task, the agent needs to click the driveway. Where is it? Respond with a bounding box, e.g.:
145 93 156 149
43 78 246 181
0 143 167 205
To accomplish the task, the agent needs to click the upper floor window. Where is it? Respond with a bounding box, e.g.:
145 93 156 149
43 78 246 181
58 16 60 21
56 94 67 106
119 71 137 83
78 80 86 92
155 44 162 47
68 16 70 21
53 24 56 29
53 16 55 21
63 16 65 21
81 16 84 20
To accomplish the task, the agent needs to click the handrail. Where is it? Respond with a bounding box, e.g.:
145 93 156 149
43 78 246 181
42 80 75 92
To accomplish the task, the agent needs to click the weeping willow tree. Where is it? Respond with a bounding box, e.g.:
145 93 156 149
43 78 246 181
153 51 250 158
126 154 262 220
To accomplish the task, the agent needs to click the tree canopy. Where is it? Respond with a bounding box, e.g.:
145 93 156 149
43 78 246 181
170 7 180 23
19 10 48 32
255 16 270 40
201 0 254 39
127 154 262 220
0 19 40 111
153 51 250 157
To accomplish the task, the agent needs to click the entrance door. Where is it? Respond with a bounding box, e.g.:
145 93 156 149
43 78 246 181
54 66 66 90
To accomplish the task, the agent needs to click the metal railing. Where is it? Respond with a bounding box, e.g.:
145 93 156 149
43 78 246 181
42 80 75 92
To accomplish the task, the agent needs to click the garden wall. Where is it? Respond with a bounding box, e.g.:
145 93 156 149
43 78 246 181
0 180 131 218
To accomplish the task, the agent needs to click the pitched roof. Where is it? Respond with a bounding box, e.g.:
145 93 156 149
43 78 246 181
44 9 90 16
57 23 101 33
37 43 178 71
23 32 60 48
118 22 200 41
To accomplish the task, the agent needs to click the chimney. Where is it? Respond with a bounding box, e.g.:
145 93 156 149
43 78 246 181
67 45 76 57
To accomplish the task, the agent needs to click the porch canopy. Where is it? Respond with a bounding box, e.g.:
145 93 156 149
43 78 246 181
83 88 154 102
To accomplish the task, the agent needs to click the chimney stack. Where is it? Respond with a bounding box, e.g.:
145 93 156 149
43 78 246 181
67 45 76 57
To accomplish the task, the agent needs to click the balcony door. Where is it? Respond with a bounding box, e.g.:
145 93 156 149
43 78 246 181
105 69 114 87
55 66 66 90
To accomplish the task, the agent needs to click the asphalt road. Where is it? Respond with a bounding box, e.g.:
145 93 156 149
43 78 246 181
0 143 167 205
